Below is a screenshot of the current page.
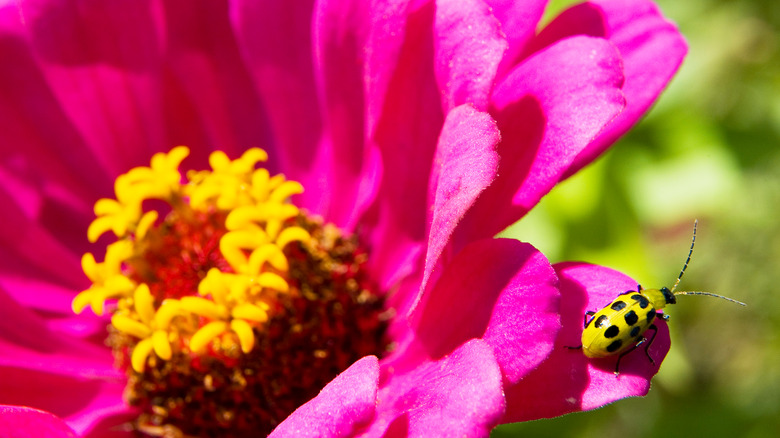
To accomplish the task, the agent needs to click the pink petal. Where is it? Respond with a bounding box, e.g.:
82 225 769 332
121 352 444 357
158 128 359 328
0 189 85 295
158 0 271 163
0 288 126 433
417 104 500 307
434 0 507 111
0 366 129 436
0 6 117 209
0 265 82 317
362 2 443 289
367 339 505 437
269 356 379 438
413 238 559 384
458 36 626 244
502 262 669 422
362 0 415 138
0 406 76 438
310 0 386 229
0 307 117 380
8 0 167 176
230 0 330 217
527 0 687 178
484 0 548 79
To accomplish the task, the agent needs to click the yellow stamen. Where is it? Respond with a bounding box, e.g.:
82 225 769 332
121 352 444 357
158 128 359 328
71 292 92 314
187 148 269 211
247 244 289 273
152 330 172 361
265 220 283 241
154 300 183 329
276 227 311 249
219 226 269 270
88 278 134 316
198 268 228 298
269 181 304 203
80 240 132 284
190 321 229 354
134 284 156 325
249 169 271 201
77 147 327 373
131 338 155 373
87 199 140 242
231 303 269 323
254 272 289 293
112 314 153 339
88 147 189 242
224 204 299 231
135 211 158 241
180 297 228 320
227 276 252 301
230 319 255 353
75 243 136 315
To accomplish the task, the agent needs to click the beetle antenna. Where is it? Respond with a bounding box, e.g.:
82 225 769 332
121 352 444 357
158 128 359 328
670 219 697 294
673 291 746 306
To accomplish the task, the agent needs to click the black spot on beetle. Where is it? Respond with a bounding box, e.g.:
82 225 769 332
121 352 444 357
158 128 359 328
605 325 620 338
631 294 650 308
624 310 638 326
595 315 609 328
630 326 641 337
607 340 623 353
610 300 627 311
647 308 657 322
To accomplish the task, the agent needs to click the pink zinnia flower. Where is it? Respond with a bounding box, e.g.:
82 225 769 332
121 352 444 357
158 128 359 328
0 0 686 436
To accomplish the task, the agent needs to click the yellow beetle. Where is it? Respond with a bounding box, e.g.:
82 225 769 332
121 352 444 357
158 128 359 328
570 220 745 374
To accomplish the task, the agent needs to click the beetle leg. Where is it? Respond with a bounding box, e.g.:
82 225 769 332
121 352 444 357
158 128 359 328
643 324 658 365
583 310 596 328
615 337 647 375
614 324 660 375
565 311 597 350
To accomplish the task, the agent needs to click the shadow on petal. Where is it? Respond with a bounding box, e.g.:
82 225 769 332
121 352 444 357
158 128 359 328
502 262 669 423
269 356 379 438
370 339 505 437
0 405 77 438
413 238 560 384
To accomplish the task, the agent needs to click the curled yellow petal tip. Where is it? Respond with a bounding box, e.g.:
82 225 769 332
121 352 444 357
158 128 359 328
189 321 229 354
152 330 172 361
247 244 289 274
180 296 226 320
276 227 311 249
131 338 155 373
72 291 91 314
232 303 269 323
230 319 255 354
154 299 183 329
134 283 156 325
112 314 153 339
256 272 289 293
136 210 158 241
269 180 304 203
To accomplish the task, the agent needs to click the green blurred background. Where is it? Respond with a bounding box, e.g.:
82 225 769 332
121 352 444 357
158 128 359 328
494 0 779 437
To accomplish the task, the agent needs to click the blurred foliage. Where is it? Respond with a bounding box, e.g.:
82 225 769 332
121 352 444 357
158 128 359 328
494 0 780 437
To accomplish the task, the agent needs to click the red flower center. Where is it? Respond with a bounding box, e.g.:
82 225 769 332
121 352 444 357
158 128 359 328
73 148 389 436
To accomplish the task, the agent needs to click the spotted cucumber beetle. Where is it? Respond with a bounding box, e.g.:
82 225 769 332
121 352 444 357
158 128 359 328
568 220 746 375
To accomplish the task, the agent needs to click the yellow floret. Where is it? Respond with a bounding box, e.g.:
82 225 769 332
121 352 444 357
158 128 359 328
109 284 186 372
78 146 321 368
189 321 229 354
73 241 135 315
87 147 189 242
187 148 269 211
